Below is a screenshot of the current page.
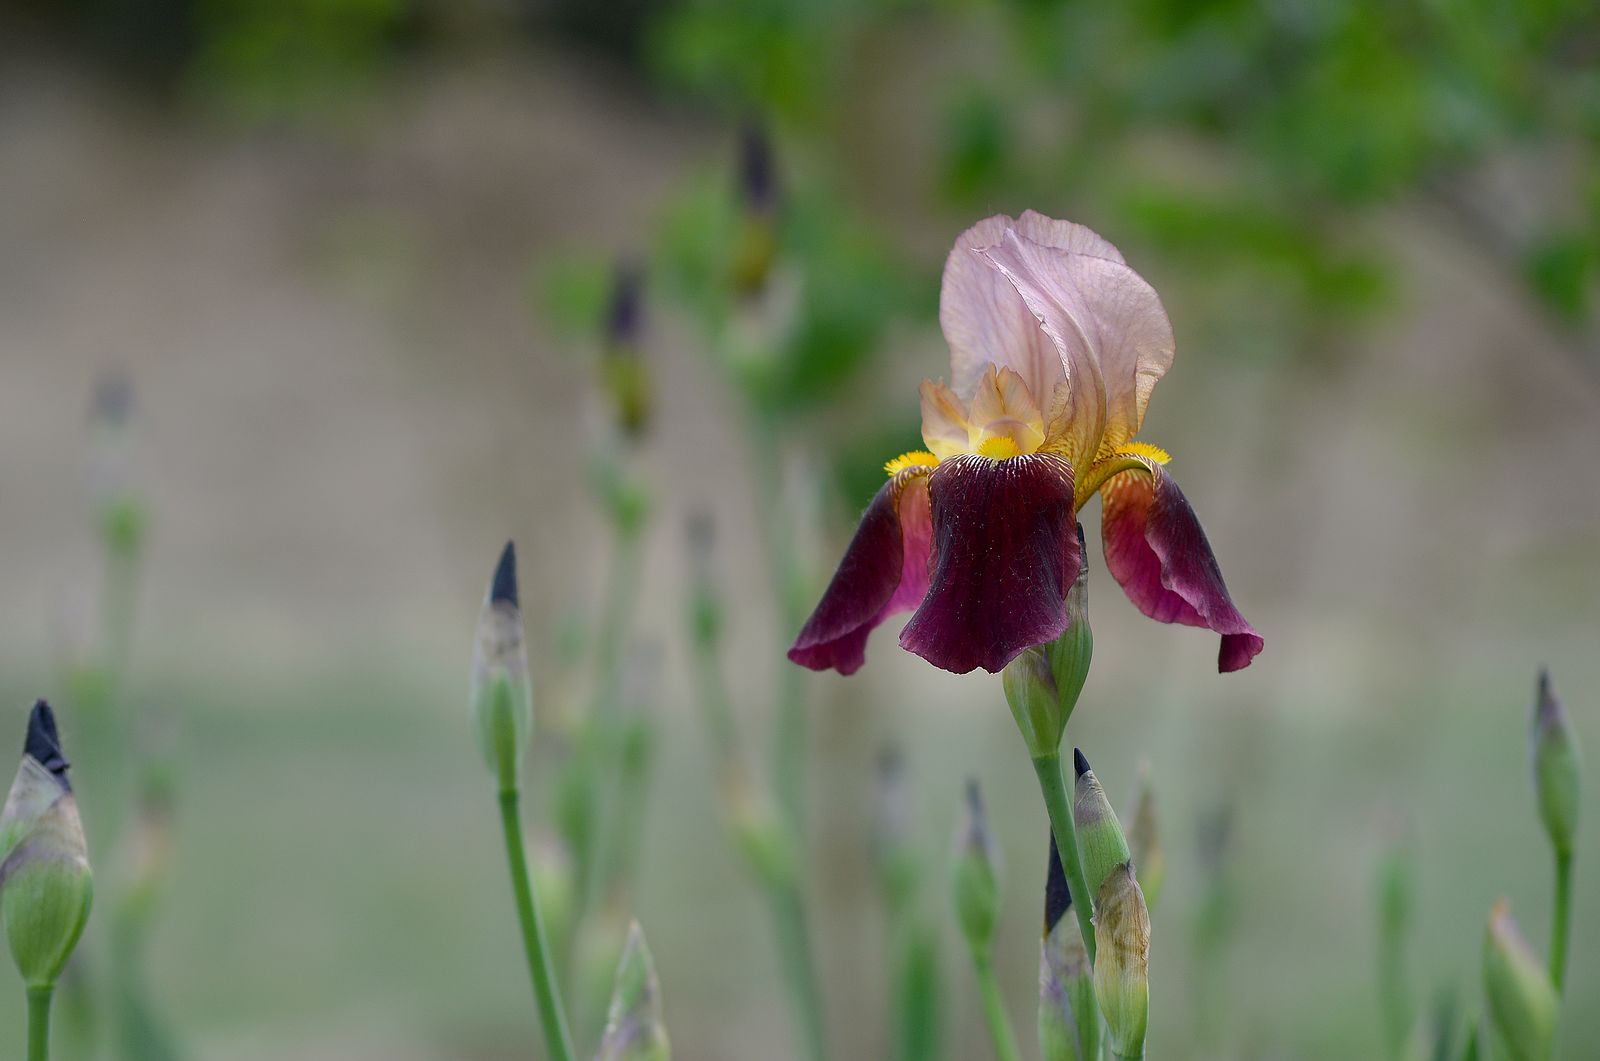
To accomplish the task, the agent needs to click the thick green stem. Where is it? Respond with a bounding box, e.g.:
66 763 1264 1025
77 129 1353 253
971 954 1022 1061
1551 851 1574 993
28 985 53 1061
1032 753 1097 965
497 789 577 1061
769 882 829 1061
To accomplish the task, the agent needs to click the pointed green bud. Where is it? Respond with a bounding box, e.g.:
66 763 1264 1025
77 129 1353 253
1039 832 1099 1061
598 920 671 1061
1 702 94 989
1530 669 1580 858
1127 762 1163 913
471 542 533 789
1003 528 1092 759
1093 863 1150 1061
1071 750 1131 904
950 780 1003 955
1482 900 1556 1061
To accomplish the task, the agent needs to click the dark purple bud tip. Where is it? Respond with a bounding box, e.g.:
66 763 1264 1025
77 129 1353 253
606 263 643 348
738 117 776 213
1537 667 1551 703
1044 830 1072 932
91 371 133 426
1073 748 1091 778
1075 522 1087 550
25 700 70 784
490 541 518 607
965 777 982 814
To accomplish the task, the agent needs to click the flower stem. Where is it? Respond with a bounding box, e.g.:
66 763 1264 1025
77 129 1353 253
971 954 1022 1061
27 986 53 1061
769 881 829 1061
497 788 576 1061
1031 752 1097 965
1550 850 1574 993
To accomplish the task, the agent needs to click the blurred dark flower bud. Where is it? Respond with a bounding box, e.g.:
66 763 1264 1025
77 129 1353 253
600 263 653 443
471 542 533 788
1093 863 1150 1061
731 120 779 296
685 510 722 651
1482 900 1556 1061
1 702 94 990
950 780 1003 955
1071 750 1131 904
598 920 671 1061
874 746 919 913
87 371 145 557
1530 669 1580 858
1127 762 1163 913
1039 832 1098 1061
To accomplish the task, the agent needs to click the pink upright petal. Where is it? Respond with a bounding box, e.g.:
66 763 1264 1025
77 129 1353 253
978 230 1175 462
1100 460 1263 672
790 467 934 675
900 453 1080 674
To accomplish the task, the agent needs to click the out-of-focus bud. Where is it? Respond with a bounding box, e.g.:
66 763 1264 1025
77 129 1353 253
1039 832 1098 1061
1127 762 1163 913
950 780 1003 955
1482 900 1556 1061
597 920 671 1061
1 702 94 990
88 372 146 559
874 746 919 915
470 542 533 789
530 833 576 961
720 760 795 890
599 263 652 444
1071 750 1131 903
1093 863 1150 1061
117 770 177 929
685 511 723 653
1375 843 1415 1061
1530 669 1580 858
731 120 779 296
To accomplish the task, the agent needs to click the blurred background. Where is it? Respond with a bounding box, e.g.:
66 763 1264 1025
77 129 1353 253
2 0 1600 1057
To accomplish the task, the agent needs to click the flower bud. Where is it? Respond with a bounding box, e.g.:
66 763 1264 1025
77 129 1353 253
720 761 795 889
1127 763 1164 913
599 264 653 444
0 702 94 990
731 120 779 296
1071 750 1131 903
1039 832 1098 1061
1482 899 1556 1061
1004 530 1092 760
470 542 533 789
1530 669 1580 858
874 746 919 914
950 780 1003 955
1093 863 1150 1061
598 920 671 1061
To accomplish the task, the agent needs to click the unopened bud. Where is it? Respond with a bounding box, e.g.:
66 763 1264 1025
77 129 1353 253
1093 863 1150 1061
1127 763 1163 913
1004 648 1064 759
471 542 533 788
1482 900 1555 1061
598 920 671 1061
1530 669 1580 858
600 264 652 443
1072 750 1131 903
720 761 795 889
731 121 779 296
874 746 919 914
950 780 1003 954
1 702 94 989
1039 832 1098 1061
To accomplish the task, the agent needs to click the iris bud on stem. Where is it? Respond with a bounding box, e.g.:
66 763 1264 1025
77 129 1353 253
2 702 94 1061
1127 763 1164 914
598 921 670 1061
1039 832 1098 1061
1094 864 1150 1061
1072 750 1132 903
1482 900 1556 1061
1530 669 1579 993
950 781 1021 1061
471 542 532 789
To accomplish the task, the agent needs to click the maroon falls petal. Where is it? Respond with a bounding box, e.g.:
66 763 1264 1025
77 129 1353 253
1100 462 1263 672
900 453 1079 674
790 468 934 675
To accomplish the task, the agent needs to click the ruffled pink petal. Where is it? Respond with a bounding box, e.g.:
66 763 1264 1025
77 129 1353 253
899 453 1080 674
1100 460 1262 672
978 230 1175 462
789 468 934 675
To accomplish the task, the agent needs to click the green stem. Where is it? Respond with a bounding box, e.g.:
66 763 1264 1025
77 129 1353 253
27 985 53 1061
971 954 1022 1061
497 789 577 1061
1032 753 1097 965
1551 850 1574 993
769 882 829 1061
589 520 643 722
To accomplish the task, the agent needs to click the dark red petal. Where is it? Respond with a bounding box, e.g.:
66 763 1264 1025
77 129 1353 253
1100 462 1263 672
899 453 1080 675
789 470 934 675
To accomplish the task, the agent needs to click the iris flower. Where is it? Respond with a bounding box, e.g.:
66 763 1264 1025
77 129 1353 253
788 212 1262 676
